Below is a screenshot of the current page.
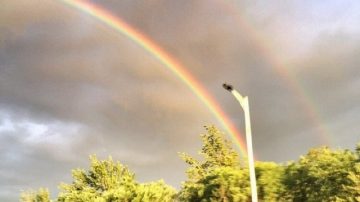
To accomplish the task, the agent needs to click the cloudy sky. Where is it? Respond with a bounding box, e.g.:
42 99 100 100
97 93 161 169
1 0 359 200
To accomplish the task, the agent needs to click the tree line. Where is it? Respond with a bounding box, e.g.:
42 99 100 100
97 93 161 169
21 126 360 201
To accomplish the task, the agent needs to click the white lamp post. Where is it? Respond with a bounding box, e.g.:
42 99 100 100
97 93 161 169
223 83 258 202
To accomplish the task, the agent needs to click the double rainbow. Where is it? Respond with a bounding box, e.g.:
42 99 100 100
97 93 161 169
60 0 248 156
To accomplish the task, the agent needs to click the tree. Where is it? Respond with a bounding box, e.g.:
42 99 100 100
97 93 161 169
255 162 285 201
57 155 137 201
20 188 51 202
19 125 359 202
282 146 359 201
180 166 250 202
133 180 176 202
342 143 360 201
178 126 250 201
57 155 175 202
179 126 240 178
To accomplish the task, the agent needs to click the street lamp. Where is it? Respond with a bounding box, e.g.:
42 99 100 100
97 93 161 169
223 83 258 202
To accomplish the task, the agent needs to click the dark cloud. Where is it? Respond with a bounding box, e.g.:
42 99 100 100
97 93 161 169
1 0 359 201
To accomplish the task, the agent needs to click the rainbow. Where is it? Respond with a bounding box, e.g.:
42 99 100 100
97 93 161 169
216 1 331 145
60 0 248 156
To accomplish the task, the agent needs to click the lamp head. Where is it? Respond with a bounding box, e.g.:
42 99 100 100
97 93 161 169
222 83 233 92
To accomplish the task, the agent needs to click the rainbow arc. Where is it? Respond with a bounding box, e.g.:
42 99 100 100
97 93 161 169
60 0 248 156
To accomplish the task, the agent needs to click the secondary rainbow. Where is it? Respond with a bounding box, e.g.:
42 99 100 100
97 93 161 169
60 0 248 156
216 1 332 145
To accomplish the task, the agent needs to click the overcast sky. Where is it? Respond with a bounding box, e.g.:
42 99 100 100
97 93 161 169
1 0 360 201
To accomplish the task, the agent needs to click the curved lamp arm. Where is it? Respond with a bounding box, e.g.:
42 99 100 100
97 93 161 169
223 83 258 202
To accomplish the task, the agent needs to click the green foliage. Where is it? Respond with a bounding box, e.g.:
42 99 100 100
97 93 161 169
342 145 360 201
179 126 240 178
20 188 50 202
178 126 250 201
56 155 175 202
19 126 360 202
282 146 359 201
133 180 176 202
255 162 285 201
58 155 137 202
180 167 250 202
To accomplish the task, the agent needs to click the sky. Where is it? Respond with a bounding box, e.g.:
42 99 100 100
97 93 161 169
1 0 360 201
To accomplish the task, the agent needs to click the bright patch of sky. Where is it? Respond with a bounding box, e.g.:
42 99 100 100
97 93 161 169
0 111 83 145
0 118 15 133
243 0 360 59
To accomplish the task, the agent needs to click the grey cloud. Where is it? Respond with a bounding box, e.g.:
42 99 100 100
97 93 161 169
1 0 360 201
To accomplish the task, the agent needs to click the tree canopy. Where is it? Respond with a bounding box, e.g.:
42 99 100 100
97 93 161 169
20 126 359 202
178 126 250 201
282 146 360 201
